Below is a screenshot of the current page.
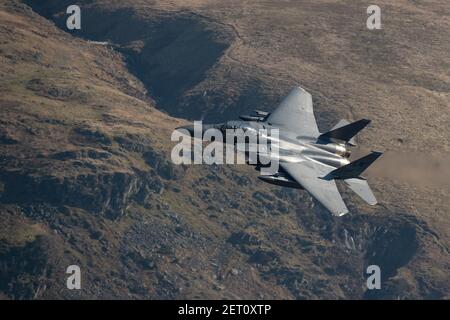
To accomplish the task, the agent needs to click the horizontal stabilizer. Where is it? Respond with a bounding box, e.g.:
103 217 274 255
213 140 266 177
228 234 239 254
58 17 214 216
320 119 371 144
324 151 383 180
344 178 377 205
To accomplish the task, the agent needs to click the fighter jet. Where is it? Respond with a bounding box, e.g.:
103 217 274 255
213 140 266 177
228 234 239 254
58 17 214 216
178 86 382 216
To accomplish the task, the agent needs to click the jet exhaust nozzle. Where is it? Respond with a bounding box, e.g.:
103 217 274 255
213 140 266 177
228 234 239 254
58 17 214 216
313 143 350 158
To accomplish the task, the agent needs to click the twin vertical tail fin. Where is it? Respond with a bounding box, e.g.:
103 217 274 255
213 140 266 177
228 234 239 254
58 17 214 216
319 119 371 146
320 119 380 206
322 151 383 205
325 151 383 180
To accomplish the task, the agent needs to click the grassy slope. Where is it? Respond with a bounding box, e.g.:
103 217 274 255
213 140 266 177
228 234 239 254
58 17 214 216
0 2 311 299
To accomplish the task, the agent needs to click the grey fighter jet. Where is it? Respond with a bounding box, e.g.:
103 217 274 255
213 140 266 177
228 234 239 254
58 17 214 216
178 87 382 216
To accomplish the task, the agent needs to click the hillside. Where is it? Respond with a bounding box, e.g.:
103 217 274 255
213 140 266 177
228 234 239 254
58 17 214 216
0 0 449 299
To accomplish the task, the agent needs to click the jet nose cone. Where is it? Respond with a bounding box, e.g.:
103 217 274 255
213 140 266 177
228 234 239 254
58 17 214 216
176 125 195 136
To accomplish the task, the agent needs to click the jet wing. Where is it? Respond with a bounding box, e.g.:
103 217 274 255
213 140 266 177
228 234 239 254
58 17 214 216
281 161 349 216
266 86 320 137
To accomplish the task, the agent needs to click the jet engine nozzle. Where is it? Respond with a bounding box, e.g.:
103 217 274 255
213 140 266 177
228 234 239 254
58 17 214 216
343 150 352 158
313 143 349 157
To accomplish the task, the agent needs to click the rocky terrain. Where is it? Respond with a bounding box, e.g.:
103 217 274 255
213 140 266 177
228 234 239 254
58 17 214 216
0 0 449 299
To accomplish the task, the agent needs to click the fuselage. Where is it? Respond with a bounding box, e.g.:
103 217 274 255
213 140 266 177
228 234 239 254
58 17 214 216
212 120 351 189
178 119 352 189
